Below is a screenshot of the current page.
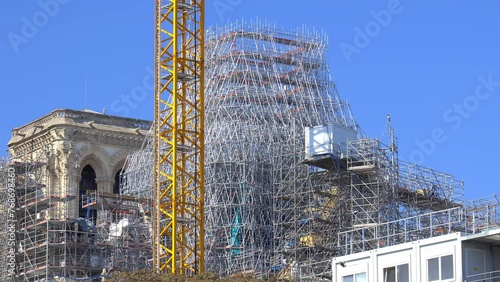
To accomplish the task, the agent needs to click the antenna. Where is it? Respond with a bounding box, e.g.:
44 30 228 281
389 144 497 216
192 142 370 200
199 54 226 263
387 114 394 151
84 72 88 110
381 114 398 166
386 114 398 167
381 114 390 141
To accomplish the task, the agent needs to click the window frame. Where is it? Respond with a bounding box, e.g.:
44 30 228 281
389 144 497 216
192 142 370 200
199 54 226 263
426 254 454 282
337 261 368 282
342 271 367 282
382 263 410 282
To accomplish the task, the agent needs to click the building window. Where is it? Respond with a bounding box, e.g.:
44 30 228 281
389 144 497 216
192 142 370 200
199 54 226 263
113 169 124 194
79 165 97 219
427 254 454 281
383 263 409 282
343 272 366 282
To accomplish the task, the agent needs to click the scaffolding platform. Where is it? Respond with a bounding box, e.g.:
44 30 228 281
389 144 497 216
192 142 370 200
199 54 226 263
303 154 347 171
397 187 462 211
347 164 376 172
337 196 500 256
82 191 149 210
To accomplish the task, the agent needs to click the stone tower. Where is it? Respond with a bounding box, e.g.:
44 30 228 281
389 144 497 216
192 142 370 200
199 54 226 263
3 109 151 280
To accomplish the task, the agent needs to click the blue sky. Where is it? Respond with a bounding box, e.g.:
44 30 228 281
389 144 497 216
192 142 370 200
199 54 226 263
1 1 499 200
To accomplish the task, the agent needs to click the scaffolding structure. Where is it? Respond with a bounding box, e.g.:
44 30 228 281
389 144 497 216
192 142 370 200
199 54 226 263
120 129 153 200
0 158 153 281
118 22 471 280
13 151 80 280
0 111 152 281
397 161 464 214
204 21 356 279
0 162 12 280
201 22 476 280
81 191 152 271
2 21 498 282
337 195 500 256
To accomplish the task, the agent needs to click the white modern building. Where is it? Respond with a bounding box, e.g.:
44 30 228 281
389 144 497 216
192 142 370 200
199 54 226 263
332 229 500 282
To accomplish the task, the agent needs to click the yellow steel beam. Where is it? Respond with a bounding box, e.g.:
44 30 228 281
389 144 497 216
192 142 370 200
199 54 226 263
153 0 205 275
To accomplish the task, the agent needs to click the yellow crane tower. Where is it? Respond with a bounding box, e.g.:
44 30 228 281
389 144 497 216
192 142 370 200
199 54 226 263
153 0 205 275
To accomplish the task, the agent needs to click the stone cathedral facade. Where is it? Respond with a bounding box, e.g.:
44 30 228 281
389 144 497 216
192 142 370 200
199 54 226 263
2 109 151 280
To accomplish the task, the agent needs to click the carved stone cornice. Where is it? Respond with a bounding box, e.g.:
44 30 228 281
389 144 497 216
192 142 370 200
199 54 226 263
9 109 151 148
8 109 152 157
71 129 144 149
9 130 54 160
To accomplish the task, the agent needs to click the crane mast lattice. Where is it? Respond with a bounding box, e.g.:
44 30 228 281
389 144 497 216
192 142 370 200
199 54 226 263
153 0 205 274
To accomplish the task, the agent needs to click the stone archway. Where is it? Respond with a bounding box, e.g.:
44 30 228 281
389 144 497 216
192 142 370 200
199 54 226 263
112 158 126 194
78 153 107 180
113 169 124 194
77 153 106 220
79 164 97 219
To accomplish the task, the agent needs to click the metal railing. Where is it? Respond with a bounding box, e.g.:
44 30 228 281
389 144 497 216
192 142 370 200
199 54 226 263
337 207 464 255
466 269 500 282
338 195 500 256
